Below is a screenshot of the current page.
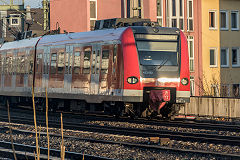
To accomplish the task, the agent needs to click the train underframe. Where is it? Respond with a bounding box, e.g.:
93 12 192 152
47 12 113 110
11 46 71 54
0 93 184 119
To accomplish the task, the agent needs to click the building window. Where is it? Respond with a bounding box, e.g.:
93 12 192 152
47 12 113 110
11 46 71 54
187 0 193 31
166 0 184 30
9 14 21 26
90 0 97 30
127 0 143 18
188 36 194 71
220 10 228 30
220 48 229 67
190 76 195 96
157 0 163 26
231 11 239 30
221 84 230 97
210 48 217 67
232 48 240 67
232 84 240 97
209 10 217 29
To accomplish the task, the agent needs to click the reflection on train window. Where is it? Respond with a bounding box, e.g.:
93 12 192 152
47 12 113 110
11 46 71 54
29 54 34 74
0 56 1 74
36 54 42 74
113 45 117 63
74 51 81 74
20 55 25 74
65 52 69 74
137 41 178 66
58 52 65 74
101 50 109 74
96 50 100 74
50 53 57 74
91 51 96 74
83 49 91 74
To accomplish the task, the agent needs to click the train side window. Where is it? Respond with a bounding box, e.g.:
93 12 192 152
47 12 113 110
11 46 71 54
101 49 109 74
96 50 100 74
58 52 65 74
113 44 117 63
91 51 96 74
20 55 25 74
29 53 34 74
0 55 1 74
50 53 57 74
65 52 69 74
74 51 81 74
9 56 13 75
83 49 91 74
36 54 42 74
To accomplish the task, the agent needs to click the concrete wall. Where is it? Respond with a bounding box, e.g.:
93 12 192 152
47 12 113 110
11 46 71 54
179 97 240 118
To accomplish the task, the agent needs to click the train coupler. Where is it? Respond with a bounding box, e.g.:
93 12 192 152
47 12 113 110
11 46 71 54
149 90 170 114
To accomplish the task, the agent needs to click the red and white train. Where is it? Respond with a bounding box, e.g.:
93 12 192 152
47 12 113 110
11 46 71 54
0 23 190 118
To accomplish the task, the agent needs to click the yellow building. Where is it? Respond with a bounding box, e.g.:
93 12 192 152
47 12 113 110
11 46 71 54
201 0 240 97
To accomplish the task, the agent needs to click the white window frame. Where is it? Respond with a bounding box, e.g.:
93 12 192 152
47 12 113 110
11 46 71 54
187 36 194 71
157 0 163 26
167 0 184 30
9 14 20 26
220 48 229 67
190 76 195 96
210 48 218 67
90 0 97 30
90 0 97 20
220 10 229 30
231 10 239 31
232 47 240 67
209 10 217 30
187 0 193 31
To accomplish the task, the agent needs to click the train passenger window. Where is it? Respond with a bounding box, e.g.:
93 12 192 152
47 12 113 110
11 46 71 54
50 53 57 74
9 56 13 74
65 52 69 74
96 50 100 74
83 49 91 74
113 45 117 63
29 55 33 74
101 50 109 74
74 51 81 74
0 56 1 74
91 51 96 74
58 52 65 74
36 54 42 74
20 55 25 74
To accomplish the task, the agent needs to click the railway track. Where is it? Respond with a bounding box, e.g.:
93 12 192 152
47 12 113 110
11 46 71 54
1 126 240 160
0 112 240 147
1 106 240 133
0 140 111 160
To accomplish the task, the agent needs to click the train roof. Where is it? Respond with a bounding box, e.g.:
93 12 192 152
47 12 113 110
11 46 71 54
38 27 127 46
0 37 40 51
0 26 180 51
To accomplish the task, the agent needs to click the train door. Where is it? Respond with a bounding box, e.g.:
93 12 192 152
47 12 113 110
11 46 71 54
43 47 50 89
49 48 65 88
16 52 25 87
99 45 112 94
4 52 13 87
35 50 43 88
64 45 73 92
90 44 101 94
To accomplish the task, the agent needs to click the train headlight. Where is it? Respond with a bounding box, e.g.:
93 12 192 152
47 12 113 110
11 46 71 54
181 78 189 86
127 76 138 84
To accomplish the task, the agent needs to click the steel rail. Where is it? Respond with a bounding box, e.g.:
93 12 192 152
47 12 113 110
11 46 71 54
1 128 240 160
0 140 113 160
0 115 240 147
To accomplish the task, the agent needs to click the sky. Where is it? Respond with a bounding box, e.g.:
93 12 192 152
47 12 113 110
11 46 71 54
24 0 42 8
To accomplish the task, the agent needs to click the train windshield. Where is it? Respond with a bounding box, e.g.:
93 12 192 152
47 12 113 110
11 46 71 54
136 41 178 66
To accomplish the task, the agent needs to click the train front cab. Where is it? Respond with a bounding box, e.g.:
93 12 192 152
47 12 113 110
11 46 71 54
121 26 190 118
